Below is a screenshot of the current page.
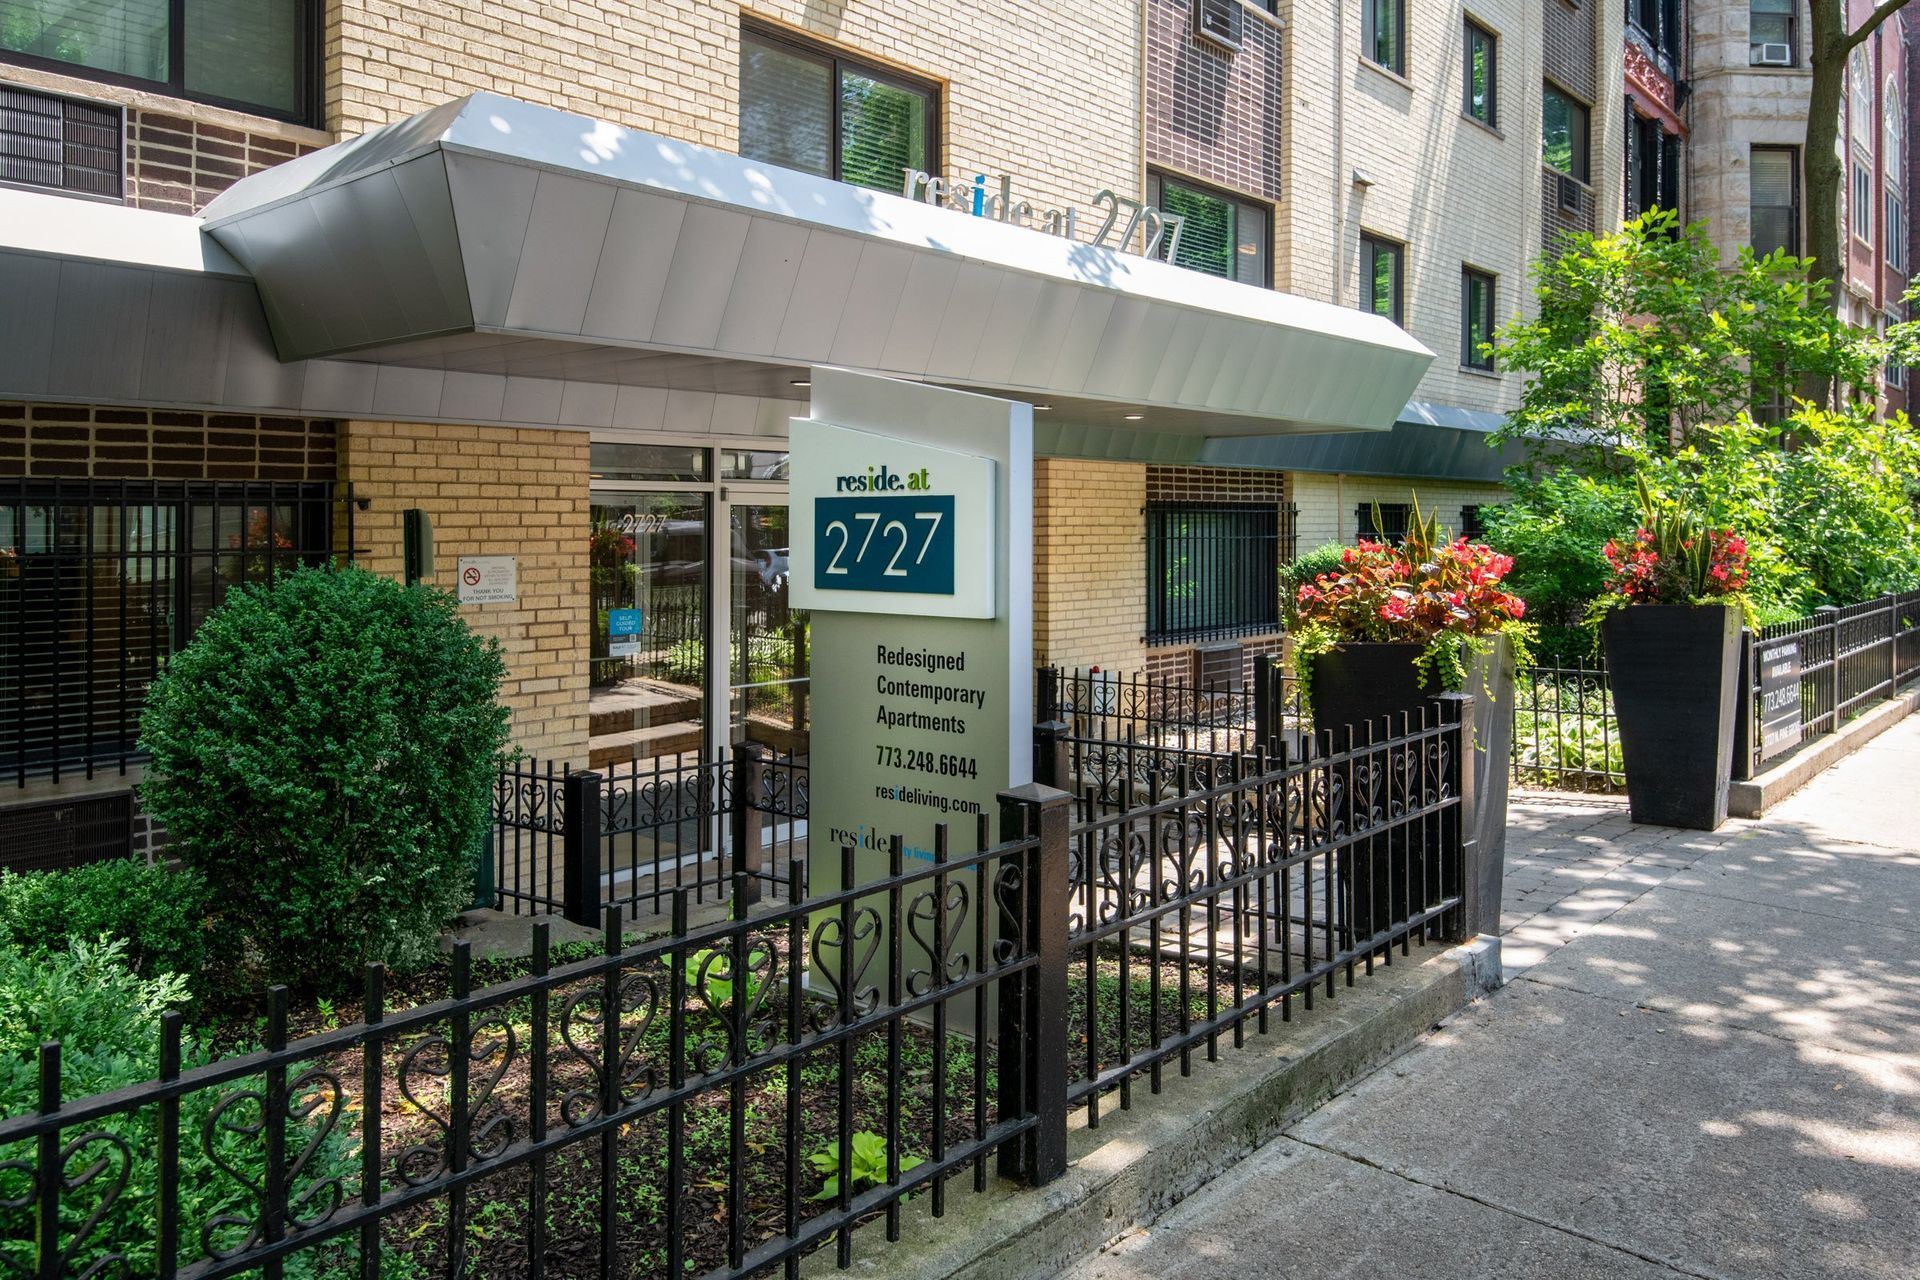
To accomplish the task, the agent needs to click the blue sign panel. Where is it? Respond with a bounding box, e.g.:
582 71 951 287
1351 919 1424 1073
607 608 642 637
813 495 956 595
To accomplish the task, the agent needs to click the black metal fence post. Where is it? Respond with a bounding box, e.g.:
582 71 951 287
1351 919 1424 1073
562 770 604 927
995 781 1072 1187
1036 665 1060 724
1817 606 1841 734
1253 654 1278 756
731 743 766 905
1433 693 1488 941
1033 718 1069 792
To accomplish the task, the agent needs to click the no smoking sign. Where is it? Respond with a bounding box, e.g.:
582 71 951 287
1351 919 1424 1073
455 555 517 604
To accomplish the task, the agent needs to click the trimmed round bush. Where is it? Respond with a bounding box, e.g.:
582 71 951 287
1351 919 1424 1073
138 567 510 990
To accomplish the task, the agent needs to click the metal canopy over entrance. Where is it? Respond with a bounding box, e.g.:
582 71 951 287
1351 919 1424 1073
197 93 1434 439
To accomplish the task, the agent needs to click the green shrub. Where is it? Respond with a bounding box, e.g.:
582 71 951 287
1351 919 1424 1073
1481 473 1637 661
1281 543 1350 625
0 859 216 983
139 567 511 991
0 938 366 1277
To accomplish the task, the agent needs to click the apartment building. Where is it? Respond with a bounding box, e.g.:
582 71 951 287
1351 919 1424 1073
1688 0 1910 409
0 1 1509 864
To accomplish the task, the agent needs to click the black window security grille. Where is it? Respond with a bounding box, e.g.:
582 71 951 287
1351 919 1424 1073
1463 19 1496 127
0 0 322 125
1356 502 1412 543
1460 504 1489 540
2 479 348 784
1146 502 1284 643
1148 170 1272 287
738 22 938 195
0 83 120 199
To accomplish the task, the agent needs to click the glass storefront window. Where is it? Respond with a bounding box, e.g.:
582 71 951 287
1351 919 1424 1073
589 443 707 484
729 502 807 755
588 492 710 768
718 449 789 481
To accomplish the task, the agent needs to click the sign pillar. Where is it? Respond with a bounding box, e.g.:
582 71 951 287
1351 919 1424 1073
790 367 1033 963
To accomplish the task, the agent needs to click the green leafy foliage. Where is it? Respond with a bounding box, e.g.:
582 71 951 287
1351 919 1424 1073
0 859 219 987
1493 211 1882 467
0 938 365 1278
138 567 511 991
807 1130 924 1202
1480 473 1637 660
1281 543 1350 627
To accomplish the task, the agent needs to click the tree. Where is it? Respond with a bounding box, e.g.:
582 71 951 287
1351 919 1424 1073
1491 212 1877 471
1805 0 1910 300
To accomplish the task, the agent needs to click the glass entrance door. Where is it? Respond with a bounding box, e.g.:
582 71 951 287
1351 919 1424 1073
588 491 709 770
727 500 809 756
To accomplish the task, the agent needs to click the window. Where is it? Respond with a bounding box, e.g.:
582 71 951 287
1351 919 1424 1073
0 84 120 200
1626 115 1682 218
1885 83 1903 179
1750 0 1795 63
1462 267 1496 370
1751 146 1798 256
0 0 317 122
1631 0 1681 62
739 25 936 195
1542 85 1590 182
1888 191 1906 272
1853 161 1873 244
1463 20 1496 126
0 480 337 780
1356 502 1412 543
1850 48 1874 151
1147 171 1271 286
1887 360 1906 390
1363 0 1405 74
1361 233 1404 325
1460 504 1490 540
1146 504 1279 643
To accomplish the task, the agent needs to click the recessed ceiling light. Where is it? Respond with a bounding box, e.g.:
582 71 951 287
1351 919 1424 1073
790 378 811 387
1124 413 1145 421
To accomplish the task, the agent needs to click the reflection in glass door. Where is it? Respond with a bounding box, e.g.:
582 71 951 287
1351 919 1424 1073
588 492 709 770
728 501 809 757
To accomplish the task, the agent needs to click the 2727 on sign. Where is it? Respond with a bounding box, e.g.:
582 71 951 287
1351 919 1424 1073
813 495 956 595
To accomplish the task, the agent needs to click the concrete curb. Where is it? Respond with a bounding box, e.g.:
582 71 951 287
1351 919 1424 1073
812 936 1503 1280
1729 683 1920 818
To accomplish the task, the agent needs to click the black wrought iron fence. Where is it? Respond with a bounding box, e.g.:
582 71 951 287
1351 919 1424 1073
492 745 809 923
1041 702 1482 1126
1737 590 1920 776
1036 660 1303 760
1509 661 1623 792
0 809 1053 1280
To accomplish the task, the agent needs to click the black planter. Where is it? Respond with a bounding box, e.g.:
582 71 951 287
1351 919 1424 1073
1602 604 1741 831
1308 641 1516 944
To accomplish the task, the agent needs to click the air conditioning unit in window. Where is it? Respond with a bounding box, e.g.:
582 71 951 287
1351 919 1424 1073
1753 43 1793 66
1557 173 1582 213
1193 0 1245 50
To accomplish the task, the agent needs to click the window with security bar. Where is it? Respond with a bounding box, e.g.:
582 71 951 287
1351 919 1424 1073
1356 502 1413 543
1146 503 1282 644
0 479 343 783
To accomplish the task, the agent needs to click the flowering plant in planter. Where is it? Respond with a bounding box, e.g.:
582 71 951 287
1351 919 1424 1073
1290 498 1532 708
1596 476 1750 608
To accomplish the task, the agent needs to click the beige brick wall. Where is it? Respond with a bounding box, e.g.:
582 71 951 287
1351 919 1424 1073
325 1 1143 221
1033 458 1147 673
1291 472 1511 549
1278 0 1542 415
338 421 590 764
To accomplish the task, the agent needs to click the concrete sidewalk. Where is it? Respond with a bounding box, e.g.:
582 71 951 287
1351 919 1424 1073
1057 718 1920 1280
